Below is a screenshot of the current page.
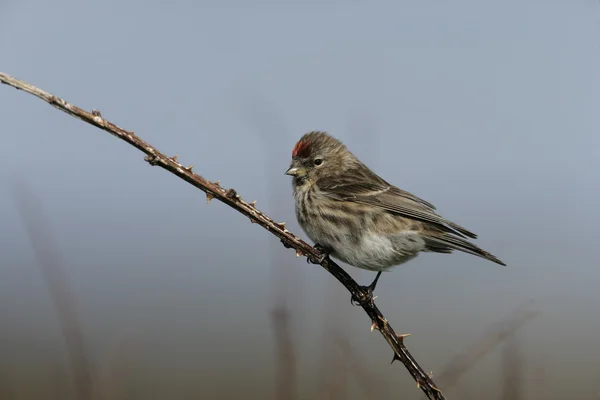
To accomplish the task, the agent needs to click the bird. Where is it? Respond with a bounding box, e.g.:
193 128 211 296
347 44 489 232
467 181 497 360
285 131 505 303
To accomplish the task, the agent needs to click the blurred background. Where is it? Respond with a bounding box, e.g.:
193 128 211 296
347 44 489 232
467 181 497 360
1 0 599 399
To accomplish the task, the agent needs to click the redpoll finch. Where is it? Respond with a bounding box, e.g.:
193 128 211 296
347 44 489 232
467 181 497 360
285 131 505 303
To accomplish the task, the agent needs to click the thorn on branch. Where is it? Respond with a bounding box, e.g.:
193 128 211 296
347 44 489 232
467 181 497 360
144 154 160 166
91 109 102 117
397 333 412 343
250 200 257 207
185 164 195 172
170 154 179 162
391 353 401 364
370 321 379 332
206 193 214 204
213 180 221 186
295 249 302 257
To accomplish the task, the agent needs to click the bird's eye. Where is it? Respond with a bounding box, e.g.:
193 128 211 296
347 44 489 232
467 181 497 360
314 158 323 166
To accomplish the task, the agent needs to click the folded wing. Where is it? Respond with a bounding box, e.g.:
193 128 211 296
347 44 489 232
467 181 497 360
318 167 478 239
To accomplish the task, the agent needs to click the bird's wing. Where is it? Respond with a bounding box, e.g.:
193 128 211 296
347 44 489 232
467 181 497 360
318 167 477 239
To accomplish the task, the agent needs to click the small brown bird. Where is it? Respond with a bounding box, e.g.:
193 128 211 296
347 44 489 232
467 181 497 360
285 131 505 302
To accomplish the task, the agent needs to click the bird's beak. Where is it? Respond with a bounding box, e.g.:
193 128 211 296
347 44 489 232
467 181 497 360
285 166 301 176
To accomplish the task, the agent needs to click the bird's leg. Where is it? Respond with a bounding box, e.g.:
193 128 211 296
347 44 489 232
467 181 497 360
351 271 382 306
307 243 332 264
365 271 383 293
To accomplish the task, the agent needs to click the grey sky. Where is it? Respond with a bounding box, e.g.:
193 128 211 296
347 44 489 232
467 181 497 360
1 1 599 398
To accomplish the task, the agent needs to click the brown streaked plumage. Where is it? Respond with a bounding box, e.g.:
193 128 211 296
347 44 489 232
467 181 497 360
285 131 505 300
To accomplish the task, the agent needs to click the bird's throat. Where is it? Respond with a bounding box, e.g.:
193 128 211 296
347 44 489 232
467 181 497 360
295 176 307 186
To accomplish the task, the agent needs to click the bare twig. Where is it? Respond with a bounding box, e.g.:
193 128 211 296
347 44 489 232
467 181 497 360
11 183 93 400
270 307 297 400
91 327 138 400
0 71 446 399
500 332 523 400
317 330 350 400
0 366 14 400
232 92 302 307
319 330 388 399
436 301 538 392
233 96 299 399
336 332 389 400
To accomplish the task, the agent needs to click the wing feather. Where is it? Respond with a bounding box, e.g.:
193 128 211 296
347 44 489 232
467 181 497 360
318 167 477 239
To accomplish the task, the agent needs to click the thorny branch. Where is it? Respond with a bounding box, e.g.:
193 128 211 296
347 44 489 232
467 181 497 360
0 71 446 399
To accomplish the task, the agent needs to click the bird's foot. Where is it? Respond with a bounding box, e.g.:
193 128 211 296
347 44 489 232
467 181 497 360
307 243 331 264
351 285 377 306
351 271 382 306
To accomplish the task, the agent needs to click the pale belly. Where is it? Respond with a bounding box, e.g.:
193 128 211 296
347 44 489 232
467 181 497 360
294 183 426 272
301 218 425 272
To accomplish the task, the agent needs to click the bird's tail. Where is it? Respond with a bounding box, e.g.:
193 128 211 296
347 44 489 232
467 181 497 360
423 232 506 266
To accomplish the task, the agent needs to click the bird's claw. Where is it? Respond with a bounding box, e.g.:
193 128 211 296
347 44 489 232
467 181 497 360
307 243 330 264
313 243 327 253
351 285 376 306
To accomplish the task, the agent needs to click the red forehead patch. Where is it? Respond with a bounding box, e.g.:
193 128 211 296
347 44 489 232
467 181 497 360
292 139 311 157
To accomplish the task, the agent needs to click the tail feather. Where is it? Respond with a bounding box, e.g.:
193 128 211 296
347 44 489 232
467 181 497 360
423 233 506 266
445 221 478 240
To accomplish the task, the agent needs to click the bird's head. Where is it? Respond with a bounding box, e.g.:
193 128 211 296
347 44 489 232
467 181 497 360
285 131 352 185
